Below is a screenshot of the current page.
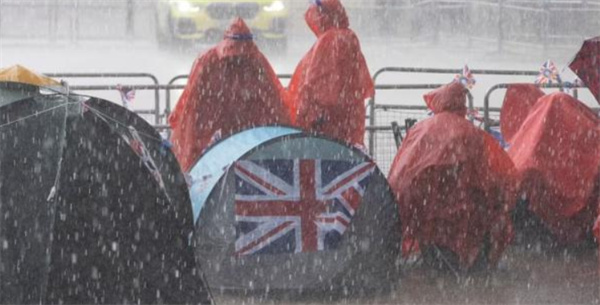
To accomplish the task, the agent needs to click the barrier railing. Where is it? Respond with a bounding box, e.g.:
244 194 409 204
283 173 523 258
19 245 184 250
43 72 295 127
51 69 596 162
368 67 539 154
483 82 588 131
44 72 162 125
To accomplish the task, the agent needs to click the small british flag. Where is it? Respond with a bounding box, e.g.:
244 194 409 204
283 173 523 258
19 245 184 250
455 65 476 89
535 60 562 86
467 107 484 123
233 159 375 256
116 84 136 109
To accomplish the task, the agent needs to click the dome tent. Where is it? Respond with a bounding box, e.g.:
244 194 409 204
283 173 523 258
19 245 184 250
0 65 62 108
0 65 60 87
188 126 401 294
0 85 212 304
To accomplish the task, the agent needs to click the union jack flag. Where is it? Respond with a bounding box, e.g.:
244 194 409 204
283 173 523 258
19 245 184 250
535 60 562 86
233 159 376 257
467 107 484 123
116 84 136 109
455 65 476 89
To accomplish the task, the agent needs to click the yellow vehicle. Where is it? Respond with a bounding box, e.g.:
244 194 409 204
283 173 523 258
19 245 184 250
156 0 289 49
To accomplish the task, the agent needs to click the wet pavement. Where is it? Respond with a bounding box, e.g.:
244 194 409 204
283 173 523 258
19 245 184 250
214 246 599 305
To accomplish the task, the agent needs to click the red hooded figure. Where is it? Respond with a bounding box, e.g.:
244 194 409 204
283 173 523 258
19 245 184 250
499 84 546 145
508 92 600 244
287 0 374 147
388 82 516 270
169 18 291 172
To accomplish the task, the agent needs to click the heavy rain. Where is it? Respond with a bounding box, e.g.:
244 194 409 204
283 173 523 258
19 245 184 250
1 0 600 304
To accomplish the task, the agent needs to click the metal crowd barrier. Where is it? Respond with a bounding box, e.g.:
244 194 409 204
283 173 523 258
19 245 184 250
483 82 589 131
44 73 162 125
368 67 540 154
44 72 296 128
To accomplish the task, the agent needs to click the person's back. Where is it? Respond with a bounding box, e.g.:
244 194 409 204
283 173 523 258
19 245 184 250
388 82 516 271
508 92 600 244
169 18 291 171
287 0 373 147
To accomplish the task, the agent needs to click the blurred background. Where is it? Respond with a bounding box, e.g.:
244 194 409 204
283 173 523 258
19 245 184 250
1 0 599 54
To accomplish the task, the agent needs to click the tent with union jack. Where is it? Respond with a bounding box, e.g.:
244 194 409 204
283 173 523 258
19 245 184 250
188 126 401 293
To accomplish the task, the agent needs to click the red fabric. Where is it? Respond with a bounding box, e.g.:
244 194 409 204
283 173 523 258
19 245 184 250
169 18 291 171
509 92 600 244
423 82 468 117
287 0 374 146
388 89 516 269
500 84 546 144
569 36 600 104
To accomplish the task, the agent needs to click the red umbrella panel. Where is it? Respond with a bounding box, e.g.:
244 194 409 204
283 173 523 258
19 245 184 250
569 36 600 103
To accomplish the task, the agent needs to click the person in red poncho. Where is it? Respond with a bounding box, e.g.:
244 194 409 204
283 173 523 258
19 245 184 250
388 82 516 271
507 92 600 245
499 84 546 145
169 18 291 172
287 0 374 147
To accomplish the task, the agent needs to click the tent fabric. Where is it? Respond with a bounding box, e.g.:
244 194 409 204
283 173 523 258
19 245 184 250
188 127 401 292
188 127 301 221
388 85 516 269
569 36 600 103
0 65 60 87
0 92 212 304
0 82 42 108
287 0 374 146
423 82 468 117
508 92 600 244
169 18 291 172
499 84 546 145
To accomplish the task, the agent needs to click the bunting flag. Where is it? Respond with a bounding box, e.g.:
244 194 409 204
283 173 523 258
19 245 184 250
454 65 476 89
535 60 562 86
562 78 584 93
80 100 90 116
122 126 167 193
116 84 136 109
467 107 484 122
160 138 173 156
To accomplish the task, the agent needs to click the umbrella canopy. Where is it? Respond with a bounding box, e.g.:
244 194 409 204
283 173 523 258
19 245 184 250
0 85 212 304
569 36 600 103
189 127 401 293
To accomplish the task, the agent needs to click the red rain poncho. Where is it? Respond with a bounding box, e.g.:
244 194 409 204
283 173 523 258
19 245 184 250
388 82 516 269
287 0 374 146
500 84 546 144
508 92 600 244
569 36 600 103
169 18 291 171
